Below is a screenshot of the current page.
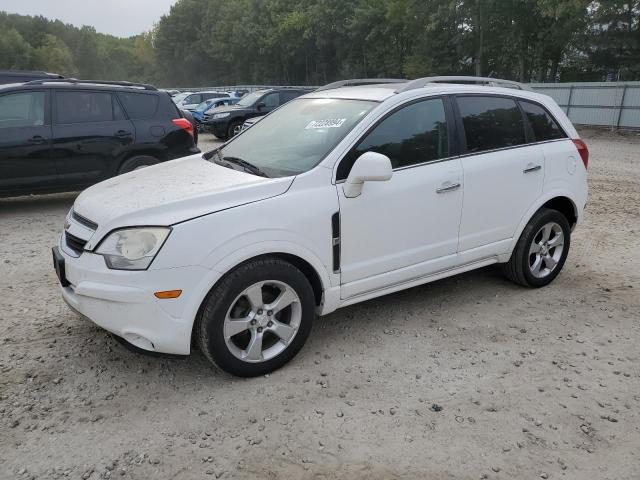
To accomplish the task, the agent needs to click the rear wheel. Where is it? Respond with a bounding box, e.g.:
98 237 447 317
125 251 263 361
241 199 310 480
118 155 159 175
196 258 315 377
502 208 571 288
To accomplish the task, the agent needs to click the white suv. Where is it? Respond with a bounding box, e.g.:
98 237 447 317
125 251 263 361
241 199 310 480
53 77 589 376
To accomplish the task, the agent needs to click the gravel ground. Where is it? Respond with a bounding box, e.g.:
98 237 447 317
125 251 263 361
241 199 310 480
1 130 639 480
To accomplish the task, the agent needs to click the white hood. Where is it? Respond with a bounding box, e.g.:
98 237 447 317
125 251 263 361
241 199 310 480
73 154 293 249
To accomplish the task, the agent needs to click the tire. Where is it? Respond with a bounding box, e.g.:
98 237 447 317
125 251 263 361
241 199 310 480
227 121 243 139
501 208 571 288
196 258 315 377
118 155 159 175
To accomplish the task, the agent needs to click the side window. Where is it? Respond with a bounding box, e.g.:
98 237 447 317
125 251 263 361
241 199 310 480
117 92 159 119
113 95 126 120
281 91 301 103
457 96 526 153
519 100 566 141
0 91 46 128
186 94 201 104
56 91 114 124
337 98 449 180
263 93 279 108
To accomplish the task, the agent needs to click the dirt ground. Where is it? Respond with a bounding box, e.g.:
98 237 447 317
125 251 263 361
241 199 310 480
1 129 639 480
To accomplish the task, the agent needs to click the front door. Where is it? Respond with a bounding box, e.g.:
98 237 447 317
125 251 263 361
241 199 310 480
337 97 463 299
52 90 135 189
0 89 55 195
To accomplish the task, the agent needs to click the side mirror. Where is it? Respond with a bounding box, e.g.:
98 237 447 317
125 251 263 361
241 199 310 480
256 102 266 111
342 151 392 198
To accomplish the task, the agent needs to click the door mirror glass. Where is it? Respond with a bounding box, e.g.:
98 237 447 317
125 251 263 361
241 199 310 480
256 102 266 111
343 151 392 198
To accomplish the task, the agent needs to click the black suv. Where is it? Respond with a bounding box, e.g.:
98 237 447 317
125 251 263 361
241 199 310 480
0 79 199 197
202 88 312 140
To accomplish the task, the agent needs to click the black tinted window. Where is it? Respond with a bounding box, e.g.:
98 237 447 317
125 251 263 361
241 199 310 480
457 96 525 153
281 91 303 102
263 93 279 108
56 91 114 124
520 100 566 141
338 98 449 179
202 93 228 100
0 91 46 128
118 92 158 119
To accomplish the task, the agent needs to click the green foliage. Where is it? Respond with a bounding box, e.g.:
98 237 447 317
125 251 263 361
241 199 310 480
0 1 638 86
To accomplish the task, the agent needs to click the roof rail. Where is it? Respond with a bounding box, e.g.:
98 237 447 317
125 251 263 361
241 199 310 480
23 78 158 91
395 76 529 93
316 78 407 92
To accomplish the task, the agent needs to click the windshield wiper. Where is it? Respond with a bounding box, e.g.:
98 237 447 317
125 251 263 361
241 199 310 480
216 153 269 178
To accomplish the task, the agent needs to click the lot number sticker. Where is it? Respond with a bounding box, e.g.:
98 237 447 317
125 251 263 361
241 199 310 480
305 118 347 129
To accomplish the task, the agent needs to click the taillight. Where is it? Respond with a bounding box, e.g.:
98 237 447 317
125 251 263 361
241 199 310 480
172 118 194 137
572 139 589 169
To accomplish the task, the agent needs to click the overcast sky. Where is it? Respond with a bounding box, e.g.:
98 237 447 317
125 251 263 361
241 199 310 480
0 0 179 37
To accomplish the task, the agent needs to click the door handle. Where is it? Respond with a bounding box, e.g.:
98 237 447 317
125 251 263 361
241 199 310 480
115 130 132 138
523 164 542 174
436 182 461 194
28 135 47 144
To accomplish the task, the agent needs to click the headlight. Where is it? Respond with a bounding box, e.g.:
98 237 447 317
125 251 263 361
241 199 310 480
212 113 230 119
96 227 171 270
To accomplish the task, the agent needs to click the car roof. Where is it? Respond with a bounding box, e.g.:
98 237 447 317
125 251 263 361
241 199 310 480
303 82 550 104
0 81 158 94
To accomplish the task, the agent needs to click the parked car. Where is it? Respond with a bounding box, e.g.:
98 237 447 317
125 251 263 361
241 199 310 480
202 88 312 140
179 108 199 145
0 70 64 85
0 79 199 197
174 91 231 111
53 77 588 377
192 97 239 124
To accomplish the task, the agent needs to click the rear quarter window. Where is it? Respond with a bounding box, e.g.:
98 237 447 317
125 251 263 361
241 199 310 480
117 92 159 120
456 96 526 153
519 100 566 141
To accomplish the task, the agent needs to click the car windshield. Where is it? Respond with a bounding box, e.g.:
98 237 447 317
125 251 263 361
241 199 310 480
210 98 376 178
236 91 265 108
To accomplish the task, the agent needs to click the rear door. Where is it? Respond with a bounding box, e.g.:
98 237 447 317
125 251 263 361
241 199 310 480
52 90 135 189
0 89 55 195
454 95 544 261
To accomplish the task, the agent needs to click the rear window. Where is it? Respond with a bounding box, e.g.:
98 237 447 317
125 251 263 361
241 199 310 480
457 96 526 153
118 92 159 119
56 91 115 124
520 100 566 141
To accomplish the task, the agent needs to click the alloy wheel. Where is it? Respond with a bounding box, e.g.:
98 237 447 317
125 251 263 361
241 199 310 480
223 281 302 363
528 222 565 278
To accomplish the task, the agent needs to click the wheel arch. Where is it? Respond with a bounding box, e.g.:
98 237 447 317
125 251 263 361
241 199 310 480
117 149 166 173
189 251 328 348
506 191 580 259
540 196 577 228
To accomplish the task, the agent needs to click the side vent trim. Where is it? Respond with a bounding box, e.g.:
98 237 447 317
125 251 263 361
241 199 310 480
331 212 340 273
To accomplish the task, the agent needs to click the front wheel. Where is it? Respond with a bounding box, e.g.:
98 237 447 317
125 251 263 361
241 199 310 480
196 258 315 377
227 121 243 139
501 208 571 288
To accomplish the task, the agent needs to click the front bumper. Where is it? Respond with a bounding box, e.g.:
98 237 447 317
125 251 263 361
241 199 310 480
57 239 211 355
201 119 228 137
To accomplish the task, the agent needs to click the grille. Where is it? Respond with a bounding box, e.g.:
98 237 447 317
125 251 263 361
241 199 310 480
65 231 88 255
71 210 98 230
